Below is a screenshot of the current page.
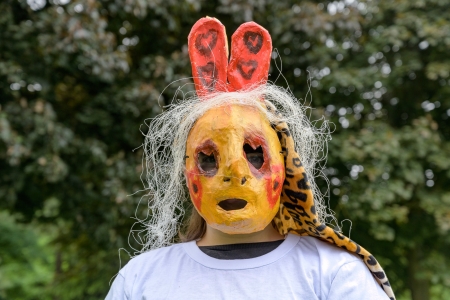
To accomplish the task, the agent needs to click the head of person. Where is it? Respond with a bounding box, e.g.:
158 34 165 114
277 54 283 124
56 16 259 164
133 18 327 252
136 84 327 251
184 100 284 237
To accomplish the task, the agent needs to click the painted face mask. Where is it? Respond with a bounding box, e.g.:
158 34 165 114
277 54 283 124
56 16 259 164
185 104 284 234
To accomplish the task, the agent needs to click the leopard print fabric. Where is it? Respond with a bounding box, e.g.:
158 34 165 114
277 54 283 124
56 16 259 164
271 118 396 300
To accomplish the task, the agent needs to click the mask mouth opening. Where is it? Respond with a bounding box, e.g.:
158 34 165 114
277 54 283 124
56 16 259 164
218 198 248 211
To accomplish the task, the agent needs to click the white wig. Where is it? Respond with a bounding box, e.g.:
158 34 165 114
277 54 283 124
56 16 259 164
131 84 332 254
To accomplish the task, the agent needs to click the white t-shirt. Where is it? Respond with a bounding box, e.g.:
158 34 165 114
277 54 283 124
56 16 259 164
106 234 389 300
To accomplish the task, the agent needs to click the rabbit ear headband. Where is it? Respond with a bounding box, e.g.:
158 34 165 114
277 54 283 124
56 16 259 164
188 17 272 95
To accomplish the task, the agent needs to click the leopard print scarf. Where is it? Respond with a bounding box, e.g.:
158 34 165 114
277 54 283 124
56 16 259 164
272 118 395 300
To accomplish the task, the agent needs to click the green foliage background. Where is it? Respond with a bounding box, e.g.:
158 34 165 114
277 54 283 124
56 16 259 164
1 0 449 299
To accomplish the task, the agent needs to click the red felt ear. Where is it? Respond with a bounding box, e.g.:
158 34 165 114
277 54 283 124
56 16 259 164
188 17 229 95
227 22 272 92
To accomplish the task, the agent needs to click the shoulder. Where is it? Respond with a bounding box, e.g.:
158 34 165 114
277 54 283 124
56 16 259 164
293 235 361 266
292 236 388 300
281 234 364 282
107 243 190 300
327 258 390 299
121 242 187 275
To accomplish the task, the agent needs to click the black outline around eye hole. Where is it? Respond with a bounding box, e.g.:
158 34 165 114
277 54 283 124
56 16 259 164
198 151 218 173
243 144 264 169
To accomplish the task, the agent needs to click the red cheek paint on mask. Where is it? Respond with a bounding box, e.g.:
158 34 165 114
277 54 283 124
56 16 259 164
265 164 284 208
186 170 203 211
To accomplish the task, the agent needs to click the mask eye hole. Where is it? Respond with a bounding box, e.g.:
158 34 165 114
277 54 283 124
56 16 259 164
198 152 217 173
244 144 264 169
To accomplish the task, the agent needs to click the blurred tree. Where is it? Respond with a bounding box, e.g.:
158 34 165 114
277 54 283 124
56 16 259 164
0 211 54 300
0 0 449 299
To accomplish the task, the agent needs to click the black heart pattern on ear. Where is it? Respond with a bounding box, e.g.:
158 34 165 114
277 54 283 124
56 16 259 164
228 22 272 92
188 18 228 95
243 31 263 54
196 62 218 91
188 18 272 96
236 59 258 80
194 29 218 56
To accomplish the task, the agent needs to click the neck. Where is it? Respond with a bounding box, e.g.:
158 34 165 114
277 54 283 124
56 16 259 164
196 223 285 246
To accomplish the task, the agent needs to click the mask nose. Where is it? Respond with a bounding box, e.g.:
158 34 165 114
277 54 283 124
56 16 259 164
222 156 250 185
223 175 247 185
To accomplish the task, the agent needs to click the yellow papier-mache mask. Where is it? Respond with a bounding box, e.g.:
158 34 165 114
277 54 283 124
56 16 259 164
185 104 284 234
